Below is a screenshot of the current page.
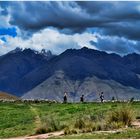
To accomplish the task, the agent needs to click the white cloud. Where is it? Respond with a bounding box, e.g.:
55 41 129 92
0 39 12 55
0 28 97 55
0 39 4 45
0 6 11 28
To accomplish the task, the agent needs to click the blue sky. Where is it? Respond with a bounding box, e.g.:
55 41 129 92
0 27 17 37
0 1 140 55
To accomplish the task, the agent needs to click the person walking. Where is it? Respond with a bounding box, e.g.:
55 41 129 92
100 92 104 103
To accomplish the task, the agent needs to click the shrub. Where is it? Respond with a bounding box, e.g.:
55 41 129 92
136 116 140 119
90 114 97 121
35 126 47 134
45 116 66 132
64 127 71 135
84 127 93 133
91 125 96 131
71 129 78 134
64 127 78 135
106 105 135 127
74 117 86 129
74 115 106 132
94 122 105 131
106 122 124 130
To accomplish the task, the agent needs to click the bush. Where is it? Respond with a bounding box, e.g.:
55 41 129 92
35 126 47 134
90 114 97 121
74 117 86 129
94 122 105 131
91 125 96 131
64 127 78 135
64 127 71 135
74 116 106 132
136 116 140 119
71 129 78 134
106 122 124 130
44 116 66 132
50 118 59 130
106 105 135 127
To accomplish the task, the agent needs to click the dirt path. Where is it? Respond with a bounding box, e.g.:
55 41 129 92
27 130 64 139
132 119 140 128
29 105 41 127
27 106 64 139
9 131 64 139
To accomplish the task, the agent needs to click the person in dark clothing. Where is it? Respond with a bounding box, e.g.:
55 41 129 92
80 95 84 103
100 92 104 103
63 92 67 103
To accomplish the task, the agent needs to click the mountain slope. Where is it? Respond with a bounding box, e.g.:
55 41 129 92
19 47 140 97
22 70 140 101
0 91 18 100
123 53 140 74
0 48 53 96
1 47 140 100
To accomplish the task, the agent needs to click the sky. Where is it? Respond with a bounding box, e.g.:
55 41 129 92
0 1 140 55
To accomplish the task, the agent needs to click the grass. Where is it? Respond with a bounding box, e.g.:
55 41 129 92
0 102 140 138
0 102 35 138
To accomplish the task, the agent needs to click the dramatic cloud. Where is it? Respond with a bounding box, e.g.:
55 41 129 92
3 1 139 40
90 35 139 55
0 3 10 28
0 1 140 55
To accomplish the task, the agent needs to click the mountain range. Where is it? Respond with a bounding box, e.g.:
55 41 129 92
0 47 140 101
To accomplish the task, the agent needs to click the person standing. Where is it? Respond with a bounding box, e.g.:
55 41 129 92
63 92 67 103
80 95 84 103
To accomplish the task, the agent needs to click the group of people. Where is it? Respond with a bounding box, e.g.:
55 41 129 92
63 92 104 103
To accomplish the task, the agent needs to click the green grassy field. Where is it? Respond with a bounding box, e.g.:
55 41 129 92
0 102 140 138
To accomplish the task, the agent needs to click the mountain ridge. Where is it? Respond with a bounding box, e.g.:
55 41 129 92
0 48 54 96
0 47 140 100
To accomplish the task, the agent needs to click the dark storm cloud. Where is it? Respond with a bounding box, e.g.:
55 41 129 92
90 36 139 55
0 1 140 55
0 1 9 15
1 1 140 40
8 2 94 31
77 2 140 21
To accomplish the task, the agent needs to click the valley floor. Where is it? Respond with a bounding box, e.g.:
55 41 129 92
0 102 140 139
